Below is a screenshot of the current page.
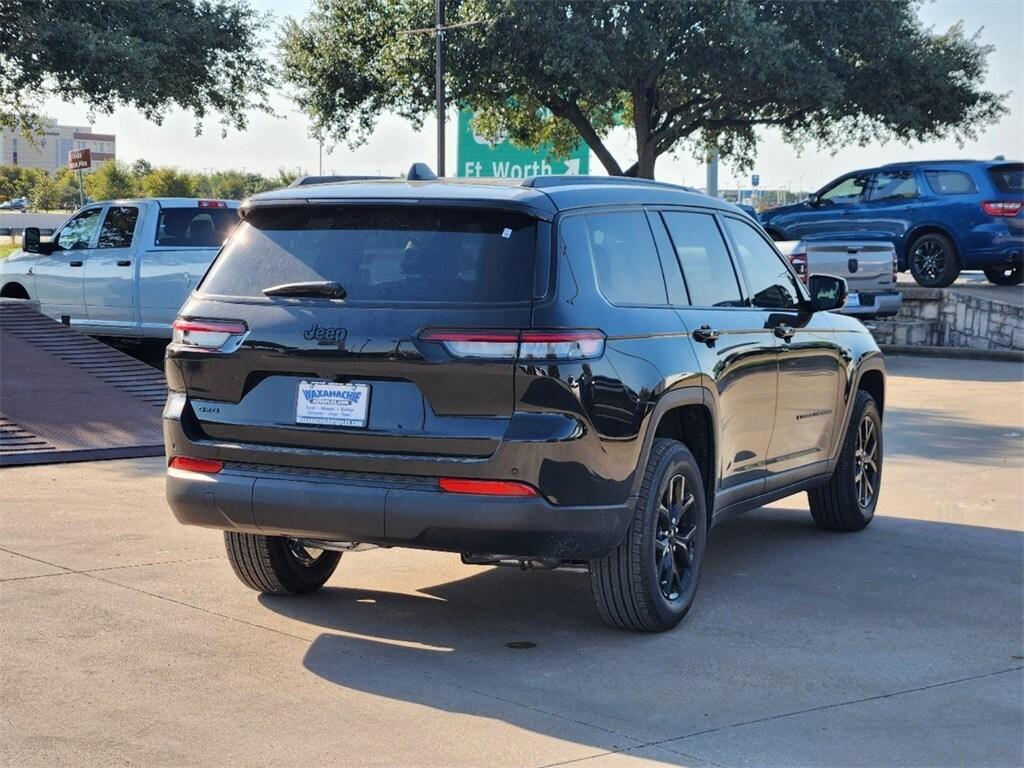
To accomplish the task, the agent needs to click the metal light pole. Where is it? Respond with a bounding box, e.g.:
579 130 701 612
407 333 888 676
435 0 446 176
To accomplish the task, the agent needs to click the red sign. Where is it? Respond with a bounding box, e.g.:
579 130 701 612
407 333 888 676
68 148 92 170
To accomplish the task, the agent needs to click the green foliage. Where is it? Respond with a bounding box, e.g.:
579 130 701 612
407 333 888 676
83 161 137 201
0 166 47 200
280 0 1006 178
138 168 199 198
0 0 274 138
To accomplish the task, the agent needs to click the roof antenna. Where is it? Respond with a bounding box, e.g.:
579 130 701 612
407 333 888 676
407 162 438 181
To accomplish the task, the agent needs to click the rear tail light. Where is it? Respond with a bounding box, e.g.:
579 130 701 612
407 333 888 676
420 329 605 361
171 318 248 353
788 251 808 284
198 199 228 209
981 201 1024 217
169 456 224 474
439 477 538 497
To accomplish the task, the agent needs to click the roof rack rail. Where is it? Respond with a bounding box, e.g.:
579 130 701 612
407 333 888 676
521 175 694 192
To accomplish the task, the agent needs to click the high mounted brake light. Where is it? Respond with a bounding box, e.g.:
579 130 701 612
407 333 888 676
198 200 228 209
420 329 605 361
981 201 1024 217
171 318 248 353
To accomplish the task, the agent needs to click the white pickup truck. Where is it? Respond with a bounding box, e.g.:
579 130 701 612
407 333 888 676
0 198 239 339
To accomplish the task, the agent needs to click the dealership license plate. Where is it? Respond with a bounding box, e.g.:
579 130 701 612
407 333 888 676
296 381 371 427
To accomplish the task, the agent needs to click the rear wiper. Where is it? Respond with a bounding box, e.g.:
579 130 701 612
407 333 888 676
262 281 347 300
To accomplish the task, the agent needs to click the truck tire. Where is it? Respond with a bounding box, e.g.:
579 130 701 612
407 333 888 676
908 233 960 287
589 439 707 632
224 532 341 594
984 266 1022 286
808 390 882 532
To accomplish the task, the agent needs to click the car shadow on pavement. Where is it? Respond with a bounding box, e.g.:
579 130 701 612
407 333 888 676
884 406 1024 465
258 506 1023 763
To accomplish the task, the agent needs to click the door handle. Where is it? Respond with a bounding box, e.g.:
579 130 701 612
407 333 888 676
69 261 83 267
116 260 131 267
693 325 720 344
774 324 796 340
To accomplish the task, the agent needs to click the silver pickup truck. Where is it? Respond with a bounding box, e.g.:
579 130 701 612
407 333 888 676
776 237 902 319
0 198 238 339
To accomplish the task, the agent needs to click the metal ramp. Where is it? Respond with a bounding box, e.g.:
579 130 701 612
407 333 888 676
0 300 166 466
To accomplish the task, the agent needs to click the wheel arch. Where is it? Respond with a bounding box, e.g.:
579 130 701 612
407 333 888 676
632 388 717 523
0 281 30 300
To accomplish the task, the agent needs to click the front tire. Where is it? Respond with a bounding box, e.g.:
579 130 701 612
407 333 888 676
984 265 1023 286
590 439 708 632
808 390 882 532
224 532 341 594
908 233 960 287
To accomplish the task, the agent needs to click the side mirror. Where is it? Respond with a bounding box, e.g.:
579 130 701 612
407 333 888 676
23 227 41 253
808 274 848 312
806 193 820 207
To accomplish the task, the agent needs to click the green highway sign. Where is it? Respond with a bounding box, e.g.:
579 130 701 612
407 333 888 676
456 109 589 179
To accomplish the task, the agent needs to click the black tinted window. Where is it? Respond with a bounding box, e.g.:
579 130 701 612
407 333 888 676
155 208 237 247
98 206 139 249
723 217 803 310
662 212 743 307
584 211 666 306
924 170 977 195
200 206 537 305
988 164 1023 193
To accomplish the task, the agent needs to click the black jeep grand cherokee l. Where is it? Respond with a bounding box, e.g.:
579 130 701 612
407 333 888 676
165 173 885 632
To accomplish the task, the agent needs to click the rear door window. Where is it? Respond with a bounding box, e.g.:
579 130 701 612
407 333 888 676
868 170 919 201
661 211 743 307
583 211 667 306
155 208 237 247
199 205 538 305
924 170 978 195
98 206 139 249
988 163 1023 194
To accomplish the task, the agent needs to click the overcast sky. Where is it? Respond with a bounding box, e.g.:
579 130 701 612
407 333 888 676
39 0 1024 192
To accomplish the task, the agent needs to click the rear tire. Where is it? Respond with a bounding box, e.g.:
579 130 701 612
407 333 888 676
984 265 1023 286
908 233 960 287
808 391 882 532
590 439 708 632
224 532 341 594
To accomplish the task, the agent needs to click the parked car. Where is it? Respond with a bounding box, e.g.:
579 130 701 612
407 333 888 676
758 160 1023 287
777 236 901 319
0 198 239 339
0 196 29 211
164 170 885 633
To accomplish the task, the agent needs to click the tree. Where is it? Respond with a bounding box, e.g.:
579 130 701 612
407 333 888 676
139 168 198 198
0 0 273 137
280 0 1006 178
83 161 137 201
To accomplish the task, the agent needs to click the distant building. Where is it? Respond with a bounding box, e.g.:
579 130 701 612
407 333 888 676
0 120 116 174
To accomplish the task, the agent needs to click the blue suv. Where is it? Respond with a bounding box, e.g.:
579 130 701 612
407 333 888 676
759 160 1023 287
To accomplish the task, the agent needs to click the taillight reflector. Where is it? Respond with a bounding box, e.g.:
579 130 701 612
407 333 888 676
439 477 539 497
981 200 1024 217
169 456 224 474
789 252 808 284
171 318 248 352
420 329 605 361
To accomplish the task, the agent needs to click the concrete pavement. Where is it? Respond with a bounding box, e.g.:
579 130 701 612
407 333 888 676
1 355 1022 767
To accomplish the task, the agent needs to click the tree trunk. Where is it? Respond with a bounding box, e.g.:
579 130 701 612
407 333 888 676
631 88 657 179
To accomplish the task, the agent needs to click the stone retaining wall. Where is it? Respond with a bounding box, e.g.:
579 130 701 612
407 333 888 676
869 286 1023 352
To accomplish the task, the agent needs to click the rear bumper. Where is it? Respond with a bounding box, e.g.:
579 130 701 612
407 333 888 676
167 465 633 559
839 290 902 319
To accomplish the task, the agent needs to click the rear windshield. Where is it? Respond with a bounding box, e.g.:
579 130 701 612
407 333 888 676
155 208 238 247
199 205 537 305
988 164 1023 194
